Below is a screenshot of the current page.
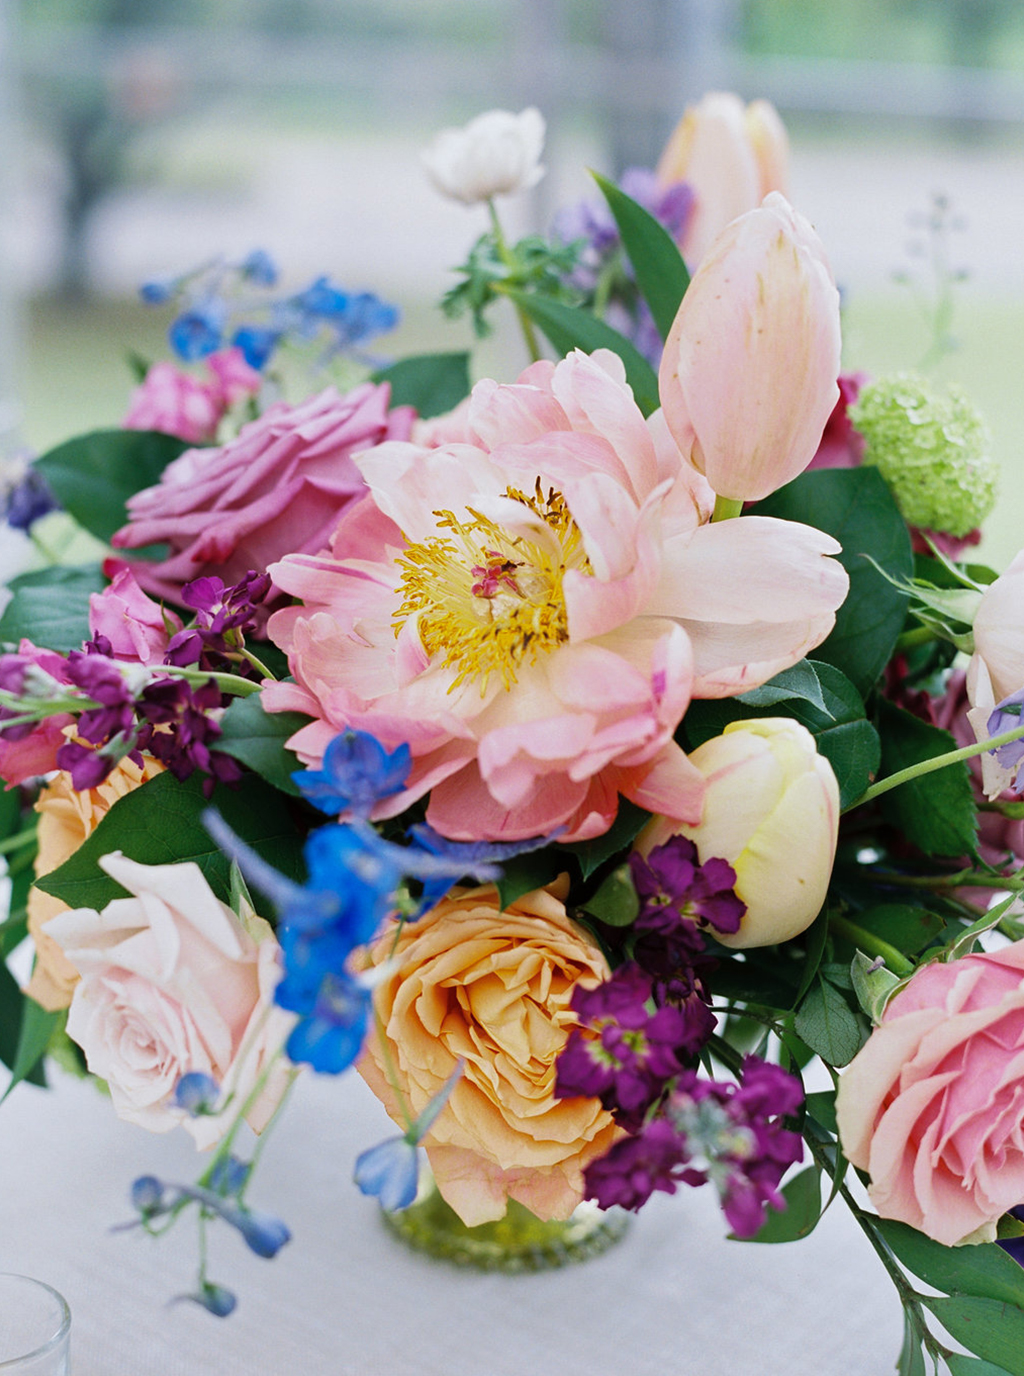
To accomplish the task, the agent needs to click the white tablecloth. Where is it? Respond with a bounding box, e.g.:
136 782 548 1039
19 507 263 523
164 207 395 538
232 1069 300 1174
0 1067 902 1375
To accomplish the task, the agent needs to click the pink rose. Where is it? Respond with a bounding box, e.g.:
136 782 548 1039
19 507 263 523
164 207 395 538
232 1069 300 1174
123 346 261 445
46 852 293 1148
111 384 414 605
88 567 182 665
837 940 1024 1245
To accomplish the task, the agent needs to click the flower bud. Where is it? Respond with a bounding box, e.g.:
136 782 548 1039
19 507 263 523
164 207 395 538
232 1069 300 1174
638 718 839 948
656 91 789 267
850 373 996 538
421 107 545 206
658 193 841 503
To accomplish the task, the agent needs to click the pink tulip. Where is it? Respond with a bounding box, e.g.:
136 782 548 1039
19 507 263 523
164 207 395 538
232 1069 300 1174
659 192 841 503
656 92 789 268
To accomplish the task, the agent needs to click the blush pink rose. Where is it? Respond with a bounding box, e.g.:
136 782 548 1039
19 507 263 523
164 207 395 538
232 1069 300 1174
46 852 294 1148
111 383 414 605
88 567 183 665
263 348 848 843
837 940 1024 1244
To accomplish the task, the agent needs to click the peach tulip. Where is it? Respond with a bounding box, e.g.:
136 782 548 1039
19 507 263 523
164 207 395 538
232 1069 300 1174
659 192 841 503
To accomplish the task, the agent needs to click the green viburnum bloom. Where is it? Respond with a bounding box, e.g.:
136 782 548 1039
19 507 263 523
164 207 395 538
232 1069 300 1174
849 372 997 537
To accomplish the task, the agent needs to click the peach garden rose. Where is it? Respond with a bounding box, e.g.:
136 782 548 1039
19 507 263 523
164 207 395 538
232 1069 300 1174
357 881 620 1225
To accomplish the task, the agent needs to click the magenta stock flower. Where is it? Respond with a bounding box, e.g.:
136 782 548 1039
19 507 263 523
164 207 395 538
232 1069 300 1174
112 384 414 607
263 346 847 842
659 193 842 503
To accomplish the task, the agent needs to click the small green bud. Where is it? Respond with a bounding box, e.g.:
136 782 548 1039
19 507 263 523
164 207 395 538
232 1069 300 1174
849 372 997 537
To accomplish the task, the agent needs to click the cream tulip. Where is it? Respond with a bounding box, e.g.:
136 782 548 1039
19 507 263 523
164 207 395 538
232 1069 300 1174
638 718 839 948
658 192 841 503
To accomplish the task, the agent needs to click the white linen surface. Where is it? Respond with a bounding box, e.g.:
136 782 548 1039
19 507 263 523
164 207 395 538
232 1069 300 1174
0 1066 901 1375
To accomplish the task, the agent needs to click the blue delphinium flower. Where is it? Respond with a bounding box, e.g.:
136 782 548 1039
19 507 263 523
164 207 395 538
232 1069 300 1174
353 1062 463 1211
294 728 411 818
182 1283 237 1318
1 462 57 532
169 297 227 361
238 248 279 287
231 324 281 370
173 1071 220 1117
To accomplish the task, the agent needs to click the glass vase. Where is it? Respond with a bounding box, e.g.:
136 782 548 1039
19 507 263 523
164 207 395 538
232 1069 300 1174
381 1173 629 1273
0 1274 71 1374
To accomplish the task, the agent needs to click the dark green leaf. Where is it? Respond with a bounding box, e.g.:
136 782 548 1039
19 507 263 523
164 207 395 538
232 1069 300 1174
0 915 27 958
877 700 978 857
710 954 800 1010
501 288 660 417
0 564 106 652
897 1312 927 1376
740 1165 821 1243
562 798 651 880
753 468 913 697
794 976 865 1066
0 957 24 1071
924 1297 1024 1375
1 1000 59 1101
580 863 640 927
946 1356 1017 1376
496 849 564 910
592 171 690 341
854 903 944 956
737 661 830 716
877 1219 1024 1309
372 352 471 419
217 698 310 798
36 770 306 915
794 908 830 1006
35 429 191 544
804 1089 838 1135
0 789 21 841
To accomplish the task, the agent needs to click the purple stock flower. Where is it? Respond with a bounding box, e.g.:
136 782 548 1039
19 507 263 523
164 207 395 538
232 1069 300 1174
164 570 272 674
583 1118 693 1211
631 836 745 940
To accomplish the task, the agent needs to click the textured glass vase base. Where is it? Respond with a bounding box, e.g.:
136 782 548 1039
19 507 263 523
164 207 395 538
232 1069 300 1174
381 1184 629 1273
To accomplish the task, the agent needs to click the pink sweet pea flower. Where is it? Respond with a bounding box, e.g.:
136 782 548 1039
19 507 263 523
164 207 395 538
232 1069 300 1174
123 347 261 446
88 567 182 665
659 192 841 503
111 384 414 606
262 348 848 843
0 640 76 786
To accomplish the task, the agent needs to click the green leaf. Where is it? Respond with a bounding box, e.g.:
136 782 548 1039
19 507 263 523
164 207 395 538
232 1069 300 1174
0 564 106 652
580 863 640 927
1 1000 59 1102
946 1356 1017 1376
562 798 651 880
495 849 564 911
924 1297 1024 1375
877 1219 1024 1309
897 1312 927 1376
36 770 306 915
34 429 191 545
794 908 830 1007
372 351 471 419
876 699 978 857
592 171 690 341
737 660 831 715
804 1088 838 1135
753 468 913 697
0 788 21 842
854 903 944 956
794 976 865 1066
710 953 800 1010
740 1165 822 1243
500 288 660 417
217 698 310 798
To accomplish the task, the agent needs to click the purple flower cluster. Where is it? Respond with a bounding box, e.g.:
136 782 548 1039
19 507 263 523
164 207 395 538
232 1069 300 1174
584 1057 804 1238
630 836 744 980
163 571 272 674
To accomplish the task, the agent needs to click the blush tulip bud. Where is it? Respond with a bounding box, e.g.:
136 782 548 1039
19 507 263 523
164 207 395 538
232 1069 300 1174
638 718 840 948
658 192 841 503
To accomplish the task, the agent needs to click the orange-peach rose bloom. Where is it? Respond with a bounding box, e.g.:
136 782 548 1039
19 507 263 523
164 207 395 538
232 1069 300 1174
357 881 619 1226
26 752 165 1011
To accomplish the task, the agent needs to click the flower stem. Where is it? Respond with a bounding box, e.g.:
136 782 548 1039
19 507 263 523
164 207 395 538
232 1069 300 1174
895 625 936 651
711 495 744 523
0 826 37 857
847 718 1024 811
828 914 914 976
488 199 543 364
157 666 263 698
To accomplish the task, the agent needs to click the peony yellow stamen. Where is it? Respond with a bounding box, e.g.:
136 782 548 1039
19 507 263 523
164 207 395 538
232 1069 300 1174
392 481 590 692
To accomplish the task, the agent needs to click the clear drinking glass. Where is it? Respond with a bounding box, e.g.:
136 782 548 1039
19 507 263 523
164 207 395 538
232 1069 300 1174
0 1275 70 1373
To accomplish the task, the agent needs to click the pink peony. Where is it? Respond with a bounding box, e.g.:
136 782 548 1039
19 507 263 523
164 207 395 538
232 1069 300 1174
837 939 1024 1245
122 348 260 445
262 348 848 842
111 384 414 605
88 567 182 665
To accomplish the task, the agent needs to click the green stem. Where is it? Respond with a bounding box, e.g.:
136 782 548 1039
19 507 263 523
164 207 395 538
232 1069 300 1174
828 914 915 976
235 647 277 682
711 494 743 523
374 1007 416 1135
158 666 262 698
895 625 936 651
0 827 37 857
848 718 1024 811
874 866 1022 891
488 199 542 364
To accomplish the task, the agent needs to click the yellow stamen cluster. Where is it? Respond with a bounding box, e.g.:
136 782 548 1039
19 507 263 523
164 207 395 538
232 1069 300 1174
392 481 590 692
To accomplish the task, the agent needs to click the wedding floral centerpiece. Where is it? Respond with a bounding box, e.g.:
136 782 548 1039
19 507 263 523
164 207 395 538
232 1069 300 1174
3 94 1024 1372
